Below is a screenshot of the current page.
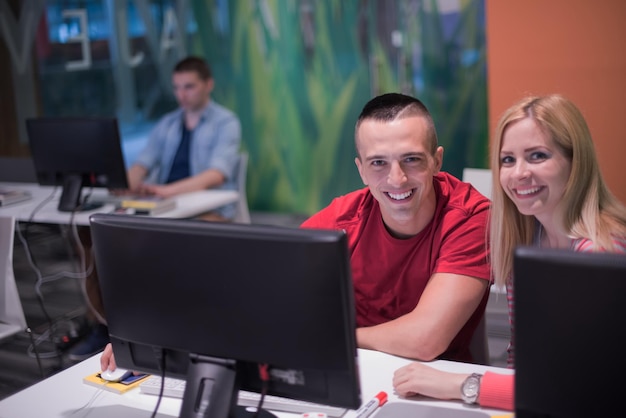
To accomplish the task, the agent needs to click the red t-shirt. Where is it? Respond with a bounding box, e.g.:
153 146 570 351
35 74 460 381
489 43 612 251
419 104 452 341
302 172 491 362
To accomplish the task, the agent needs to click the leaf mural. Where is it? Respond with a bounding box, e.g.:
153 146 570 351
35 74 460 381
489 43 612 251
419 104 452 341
191 0 488 215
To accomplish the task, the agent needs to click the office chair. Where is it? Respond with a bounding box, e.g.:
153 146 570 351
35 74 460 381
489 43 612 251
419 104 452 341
469 314 490 365
462 167 495 365
462 167 492 200
233 151 251 224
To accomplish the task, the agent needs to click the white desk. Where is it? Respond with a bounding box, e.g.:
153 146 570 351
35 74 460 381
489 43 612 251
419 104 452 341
0 182 239 343
0 349 512 418
0 182 239 226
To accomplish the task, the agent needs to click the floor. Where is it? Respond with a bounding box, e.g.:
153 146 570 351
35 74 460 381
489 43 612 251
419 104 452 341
0 212 509 402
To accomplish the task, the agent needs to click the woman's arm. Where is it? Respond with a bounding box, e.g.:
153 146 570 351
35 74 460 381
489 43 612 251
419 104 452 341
393 362 514 412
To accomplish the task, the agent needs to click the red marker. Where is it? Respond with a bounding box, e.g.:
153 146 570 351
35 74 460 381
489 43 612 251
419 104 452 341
355 391 388 418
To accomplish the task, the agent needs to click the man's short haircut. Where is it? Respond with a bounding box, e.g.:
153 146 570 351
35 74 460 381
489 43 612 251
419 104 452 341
355 93 438 155
173 56 212 80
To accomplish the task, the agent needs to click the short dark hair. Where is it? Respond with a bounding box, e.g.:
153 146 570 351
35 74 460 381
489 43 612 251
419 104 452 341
355 93 438 155
173 56 212 80
354 93 437 155
357 93 428 121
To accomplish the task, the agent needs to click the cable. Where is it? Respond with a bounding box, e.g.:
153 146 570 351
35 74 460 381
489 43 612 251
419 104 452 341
70 384 106 416
252 363 270 418
26 327 45 378
25 315 84 359
15 186 100 363
70 180 107 325
18 187 58 330
26 327 62 359
151 349 167 418
16 223 58 361
69 220 107 326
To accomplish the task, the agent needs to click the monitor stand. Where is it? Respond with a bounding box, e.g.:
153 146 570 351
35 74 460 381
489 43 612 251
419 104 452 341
181 355 278 418
233 405 276 418
58 174 103 212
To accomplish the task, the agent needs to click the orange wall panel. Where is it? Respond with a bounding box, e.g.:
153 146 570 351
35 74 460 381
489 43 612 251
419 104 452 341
486 0 626 203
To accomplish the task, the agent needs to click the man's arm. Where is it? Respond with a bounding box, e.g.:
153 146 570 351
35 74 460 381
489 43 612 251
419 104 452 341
357 272 488 361
127 164 148 192
143 168 225 198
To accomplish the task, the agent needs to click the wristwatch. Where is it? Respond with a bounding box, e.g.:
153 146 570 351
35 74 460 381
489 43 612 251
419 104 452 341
461 373 483 404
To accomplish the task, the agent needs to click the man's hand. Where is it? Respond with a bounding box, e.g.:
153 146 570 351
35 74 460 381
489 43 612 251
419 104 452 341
100 343 117 372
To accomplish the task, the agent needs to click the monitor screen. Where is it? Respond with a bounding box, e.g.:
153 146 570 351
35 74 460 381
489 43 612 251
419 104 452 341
25 117 128 212
89 214 361 418
513 246 626 418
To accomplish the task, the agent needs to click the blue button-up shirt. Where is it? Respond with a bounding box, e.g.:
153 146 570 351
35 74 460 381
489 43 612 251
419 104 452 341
133 100 241 218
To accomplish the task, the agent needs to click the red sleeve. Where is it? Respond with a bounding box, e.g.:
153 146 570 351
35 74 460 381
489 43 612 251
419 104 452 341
479 371 514 411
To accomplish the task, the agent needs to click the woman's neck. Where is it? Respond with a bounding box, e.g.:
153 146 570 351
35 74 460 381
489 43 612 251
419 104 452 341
538 222 571 249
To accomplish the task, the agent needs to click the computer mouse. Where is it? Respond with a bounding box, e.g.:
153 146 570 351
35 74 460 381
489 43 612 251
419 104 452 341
100 368 132 382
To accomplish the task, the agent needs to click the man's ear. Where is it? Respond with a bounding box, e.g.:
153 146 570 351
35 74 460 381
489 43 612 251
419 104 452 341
355 157 368 185
206 78 215 94
433 146 444 173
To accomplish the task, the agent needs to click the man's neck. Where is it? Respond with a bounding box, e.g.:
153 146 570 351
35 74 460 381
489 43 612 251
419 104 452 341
183 100 210 130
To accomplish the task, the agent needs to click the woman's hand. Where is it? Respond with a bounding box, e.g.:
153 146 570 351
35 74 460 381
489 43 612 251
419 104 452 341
393 362 468 400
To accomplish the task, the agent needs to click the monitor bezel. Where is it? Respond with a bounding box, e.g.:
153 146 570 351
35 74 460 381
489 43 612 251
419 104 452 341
89 213 361 417
26 117 128 212
513 245 626 417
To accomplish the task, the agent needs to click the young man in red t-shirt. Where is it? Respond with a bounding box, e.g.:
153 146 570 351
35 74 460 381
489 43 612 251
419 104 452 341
302 93 490 363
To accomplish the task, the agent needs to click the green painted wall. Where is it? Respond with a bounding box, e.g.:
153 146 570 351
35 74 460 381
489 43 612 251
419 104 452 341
193 0 488 215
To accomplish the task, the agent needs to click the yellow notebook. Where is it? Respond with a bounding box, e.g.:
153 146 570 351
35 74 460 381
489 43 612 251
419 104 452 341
120 196 175 209
83 371 150 394
118 197 176 215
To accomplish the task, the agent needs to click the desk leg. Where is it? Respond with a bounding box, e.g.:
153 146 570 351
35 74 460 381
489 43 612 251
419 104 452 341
0 216 27 341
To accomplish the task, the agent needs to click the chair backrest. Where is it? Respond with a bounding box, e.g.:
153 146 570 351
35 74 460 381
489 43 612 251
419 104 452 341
462 168 492 199
233 152 251 223
0 217 27 343
468 313 490 365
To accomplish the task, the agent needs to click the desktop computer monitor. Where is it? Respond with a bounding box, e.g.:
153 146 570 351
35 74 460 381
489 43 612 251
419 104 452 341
25 117 128 212
89 214 361 418
513 246 626 418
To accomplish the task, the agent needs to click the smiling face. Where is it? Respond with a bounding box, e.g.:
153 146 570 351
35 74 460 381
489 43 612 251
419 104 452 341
355 115 443 237
499 118 572 224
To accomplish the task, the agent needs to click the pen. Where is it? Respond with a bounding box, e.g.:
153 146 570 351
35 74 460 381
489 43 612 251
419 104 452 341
355 391 388 418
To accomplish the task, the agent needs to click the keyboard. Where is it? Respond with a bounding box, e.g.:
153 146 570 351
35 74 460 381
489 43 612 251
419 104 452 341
139 375 348 417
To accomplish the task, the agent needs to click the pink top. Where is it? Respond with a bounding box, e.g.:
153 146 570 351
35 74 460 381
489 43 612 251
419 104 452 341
479 371 514 411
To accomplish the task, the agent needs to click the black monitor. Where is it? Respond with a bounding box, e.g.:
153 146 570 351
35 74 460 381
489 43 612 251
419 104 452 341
513 246 626 418
25 117 128 212
89 214 361 418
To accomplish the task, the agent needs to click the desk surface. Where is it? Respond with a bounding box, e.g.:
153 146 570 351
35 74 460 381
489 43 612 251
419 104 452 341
0 182 239 225
0 349 512 418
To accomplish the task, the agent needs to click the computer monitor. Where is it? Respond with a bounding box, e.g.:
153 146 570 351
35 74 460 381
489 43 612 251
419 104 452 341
513 246 626 418
25 117 128 212
89 214 361 418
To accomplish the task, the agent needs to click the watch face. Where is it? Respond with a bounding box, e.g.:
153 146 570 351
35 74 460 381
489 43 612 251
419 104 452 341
461 374 482 403
464 377 480 396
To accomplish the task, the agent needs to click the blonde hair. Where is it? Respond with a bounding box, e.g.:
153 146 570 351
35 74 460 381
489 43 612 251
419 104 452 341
490 94 626 286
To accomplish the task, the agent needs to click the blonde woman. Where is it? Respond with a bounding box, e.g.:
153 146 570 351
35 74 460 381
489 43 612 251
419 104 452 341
392 94 626 411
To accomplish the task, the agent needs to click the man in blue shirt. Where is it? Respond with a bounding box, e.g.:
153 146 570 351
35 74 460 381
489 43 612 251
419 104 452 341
69 57 241 361
127 55 241 220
